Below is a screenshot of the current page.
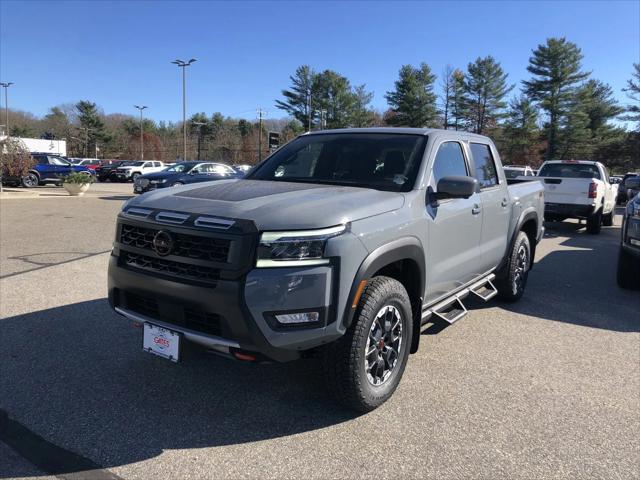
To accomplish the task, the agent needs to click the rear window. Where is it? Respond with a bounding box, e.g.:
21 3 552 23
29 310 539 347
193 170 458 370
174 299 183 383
538 163 601 179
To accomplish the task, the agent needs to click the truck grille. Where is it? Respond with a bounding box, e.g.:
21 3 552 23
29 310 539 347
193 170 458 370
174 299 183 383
120 224 230 263
121 251 220 285
123 291 223 337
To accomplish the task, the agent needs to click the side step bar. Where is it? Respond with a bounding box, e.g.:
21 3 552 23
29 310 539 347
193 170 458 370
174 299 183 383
421 273 497 325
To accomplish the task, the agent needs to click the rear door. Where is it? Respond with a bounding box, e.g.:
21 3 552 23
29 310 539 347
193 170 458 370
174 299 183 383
469 142 510 273
425 141 483 303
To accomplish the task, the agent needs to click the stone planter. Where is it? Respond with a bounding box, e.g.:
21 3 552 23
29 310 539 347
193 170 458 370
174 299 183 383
63 182 90 196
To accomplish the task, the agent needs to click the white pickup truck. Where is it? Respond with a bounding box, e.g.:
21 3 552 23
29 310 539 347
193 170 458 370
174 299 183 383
537 160 616 234
115 161 166 182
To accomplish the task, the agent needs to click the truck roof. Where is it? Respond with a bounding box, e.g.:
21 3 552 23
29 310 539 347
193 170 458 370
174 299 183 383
304 127 491 141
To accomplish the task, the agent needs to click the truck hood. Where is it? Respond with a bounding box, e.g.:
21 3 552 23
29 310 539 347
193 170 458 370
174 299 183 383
126 179 405 230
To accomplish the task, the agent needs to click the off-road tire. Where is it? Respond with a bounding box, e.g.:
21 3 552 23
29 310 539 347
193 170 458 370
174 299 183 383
602 210 614 227
496 231 531 302
617 246 639 289
322 276 412 412
586 210 602 234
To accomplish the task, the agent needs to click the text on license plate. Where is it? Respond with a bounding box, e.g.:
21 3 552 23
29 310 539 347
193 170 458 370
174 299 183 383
143 323 180 362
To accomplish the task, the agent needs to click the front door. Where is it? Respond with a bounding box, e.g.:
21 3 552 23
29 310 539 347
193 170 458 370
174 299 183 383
425 141 483 304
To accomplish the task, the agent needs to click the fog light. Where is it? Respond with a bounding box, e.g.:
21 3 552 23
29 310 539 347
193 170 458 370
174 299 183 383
275 312 319 324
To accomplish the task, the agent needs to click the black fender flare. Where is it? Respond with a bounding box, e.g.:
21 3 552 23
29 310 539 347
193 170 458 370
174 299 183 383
341 237 425 351
496 210 539 276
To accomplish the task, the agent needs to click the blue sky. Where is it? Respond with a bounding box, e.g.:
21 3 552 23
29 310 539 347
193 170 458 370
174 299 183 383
1 0 638 123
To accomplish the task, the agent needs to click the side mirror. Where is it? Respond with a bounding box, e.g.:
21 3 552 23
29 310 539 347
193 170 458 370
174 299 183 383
435 176 478 200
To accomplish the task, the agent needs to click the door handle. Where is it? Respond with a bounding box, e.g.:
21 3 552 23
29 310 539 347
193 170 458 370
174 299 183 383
501 198 508 207
472 204 481 215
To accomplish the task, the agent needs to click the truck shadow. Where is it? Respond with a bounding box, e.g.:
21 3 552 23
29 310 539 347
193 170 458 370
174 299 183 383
0 299 357 477
460 219 639 332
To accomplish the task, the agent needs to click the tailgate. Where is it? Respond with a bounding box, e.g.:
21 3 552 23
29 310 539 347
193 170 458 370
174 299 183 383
540 177 593 205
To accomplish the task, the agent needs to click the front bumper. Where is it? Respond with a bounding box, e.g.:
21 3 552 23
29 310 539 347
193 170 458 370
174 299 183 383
107 214 343 362
544 202 595 219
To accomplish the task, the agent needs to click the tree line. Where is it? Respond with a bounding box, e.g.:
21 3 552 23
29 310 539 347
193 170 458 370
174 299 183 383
3 36 639 171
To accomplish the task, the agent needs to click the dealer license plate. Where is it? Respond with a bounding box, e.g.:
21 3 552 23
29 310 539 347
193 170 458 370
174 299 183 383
143 323 180 362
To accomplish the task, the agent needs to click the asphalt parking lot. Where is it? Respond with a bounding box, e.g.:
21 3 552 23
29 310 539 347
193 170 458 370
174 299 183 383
1 183 638 480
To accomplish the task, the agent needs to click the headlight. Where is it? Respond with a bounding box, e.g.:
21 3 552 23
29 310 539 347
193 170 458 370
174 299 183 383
150 179 167 184
256 225 347 267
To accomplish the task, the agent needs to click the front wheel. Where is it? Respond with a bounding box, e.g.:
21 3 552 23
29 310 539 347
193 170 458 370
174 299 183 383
322 276 412 412
171 181 184 187
131 173 141 182
496 231 531 302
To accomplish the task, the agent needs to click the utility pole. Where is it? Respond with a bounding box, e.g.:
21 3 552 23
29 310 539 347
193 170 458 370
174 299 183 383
134 105 148 159
307 92 312 132
192 121 205 161
0 82 14 136
257 108 266 162
171 58 197 160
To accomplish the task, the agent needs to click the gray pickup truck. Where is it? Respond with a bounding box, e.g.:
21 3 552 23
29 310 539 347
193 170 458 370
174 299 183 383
108 128 544 411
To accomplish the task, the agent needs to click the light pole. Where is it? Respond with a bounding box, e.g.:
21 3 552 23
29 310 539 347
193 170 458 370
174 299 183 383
134 105 148 159
171 58 196 160
0 82 14 136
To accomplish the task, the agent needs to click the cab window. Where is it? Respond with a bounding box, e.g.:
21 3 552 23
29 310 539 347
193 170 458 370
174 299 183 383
470 143 498 189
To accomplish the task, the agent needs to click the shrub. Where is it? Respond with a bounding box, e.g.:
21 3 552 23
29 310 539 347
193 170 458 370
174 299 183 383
62 171 96 184
1 138 34 181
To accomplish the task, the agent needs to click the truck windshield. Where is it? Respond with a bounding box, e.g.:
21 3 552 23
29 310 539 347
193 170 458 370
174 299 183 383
247 133 427 192
538 163 601 179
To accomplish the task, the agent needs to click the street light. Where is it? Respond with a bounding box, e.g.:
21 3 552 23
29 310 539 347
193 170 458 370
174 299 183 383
134 105 148 159
0 82 14 136
171 58 196 160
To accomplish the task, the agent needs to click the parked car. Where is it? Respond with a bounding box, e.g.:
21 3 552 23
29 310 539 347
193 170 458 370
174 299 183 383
95 160 128 182
108 127 544 412
9 153 94 188
503 165 536 180
133 161 239 194
232 164 253 175
617 186 640 288
537 160 616 234
114 160 166 182
625 176 640 201
69 158 102 170
617 173 639 204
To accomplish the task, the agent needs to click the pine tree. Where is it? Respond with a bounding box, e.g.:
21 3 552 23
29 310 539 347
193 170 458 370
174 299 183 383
463 56 513 134
450 69 467 131
523 37 590 159
501 96 540 164
385 63 438 127
275 65 315 129
75 100 110 157
622 63 640 129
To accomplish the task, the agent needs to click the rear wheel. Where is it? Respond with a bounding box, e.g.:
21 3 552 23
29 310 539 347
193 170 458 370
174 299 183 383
322 276 412 412
602 210 614 227
496 231 531 302
617 246 640 289
21 172 39 188
586 210 602 234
